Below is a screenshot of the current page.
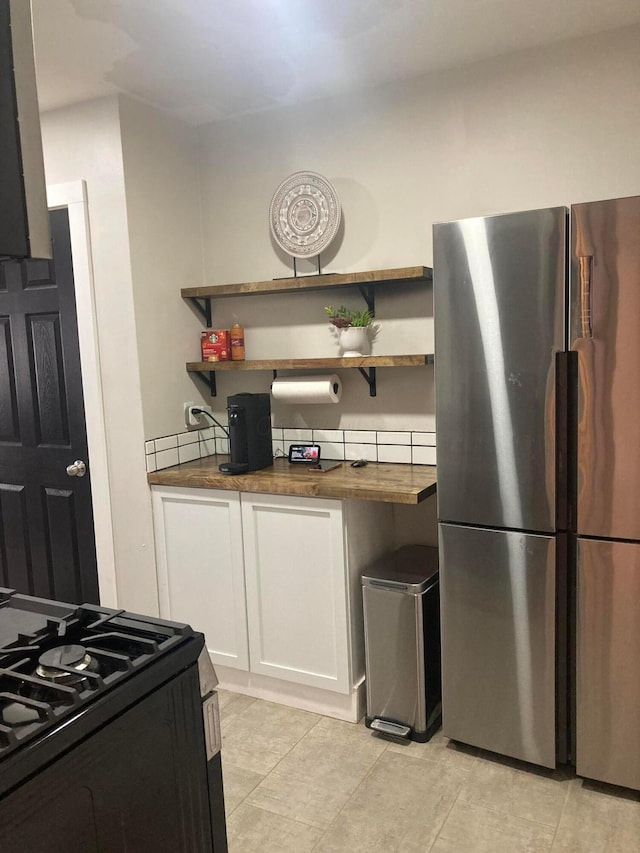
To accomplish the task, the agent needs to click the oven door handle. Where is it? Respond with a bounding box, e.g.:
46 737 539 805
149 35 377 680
197 645 222 760
202 690 221 760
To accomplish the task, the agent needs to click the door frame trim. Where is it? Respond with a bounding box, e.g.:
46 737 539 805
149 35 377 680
46 180 118 607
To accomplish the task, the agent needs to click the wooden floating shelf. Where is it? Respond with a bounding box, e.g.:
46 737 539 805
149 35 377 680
182 267 433 396
187 355 433 371
182 266 432 300
186 354 434 398
182 266 432 325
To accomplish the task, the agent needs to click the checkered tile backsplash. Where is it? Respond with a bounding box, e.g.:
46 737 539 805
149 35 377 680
145 426 436 472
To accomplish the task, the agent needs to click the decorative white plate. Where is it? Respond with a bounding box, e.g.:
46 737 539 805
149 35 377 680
269 171 341 258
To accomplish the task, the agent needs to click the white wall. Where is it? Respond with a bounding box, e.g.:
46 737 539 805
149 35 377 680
118 96 207 440
197 24 640 430
40 95 159 615
35 25 640 610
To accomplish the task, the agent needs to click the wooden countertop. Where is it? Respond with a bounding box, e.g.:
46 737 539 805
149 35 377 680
147 456 437 505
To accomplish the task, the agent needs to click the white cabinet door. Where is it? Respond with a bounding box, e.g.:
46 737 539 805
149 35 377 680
241 492 350 693
152 486 248 670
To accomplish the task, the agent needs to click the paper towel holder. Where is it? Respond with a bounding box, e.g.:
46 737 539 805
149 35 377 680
272 368 377 397
272 373 340 398
271 374 342 405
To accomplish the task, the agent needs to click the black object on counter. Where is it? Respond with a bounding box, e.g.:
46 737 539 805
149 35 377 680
223 392 273 474
219 461 250 475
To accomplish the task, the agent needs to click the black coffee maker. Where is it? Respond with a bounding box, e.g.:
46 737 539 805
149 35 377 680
219 393 273 474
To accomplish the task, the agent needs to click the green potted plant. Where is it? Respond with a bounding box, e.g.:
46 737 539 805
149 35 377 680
325 305 374 327
324 305 374 356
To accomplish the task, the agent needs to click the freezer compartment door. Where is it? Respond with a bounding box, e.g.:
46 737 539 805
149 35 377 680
576 538 640 790
434 207 566 533
440 523 556 768
571 196 640 540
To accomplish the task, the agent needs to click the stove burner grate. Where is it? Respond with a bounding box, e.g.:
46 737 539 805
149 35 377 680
36 644 98 685
0 590 194 761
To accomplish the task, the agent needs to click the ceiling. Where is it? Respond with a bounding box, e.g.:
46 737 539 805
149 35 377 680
31 0 640 125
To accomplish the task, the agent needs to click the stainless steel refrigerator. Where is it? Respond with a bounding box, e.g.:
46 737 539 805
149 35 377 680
434 196 640 789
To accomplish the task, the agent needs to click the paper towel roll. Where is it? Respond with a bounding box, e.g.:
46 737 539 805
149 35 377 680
271 374 342 404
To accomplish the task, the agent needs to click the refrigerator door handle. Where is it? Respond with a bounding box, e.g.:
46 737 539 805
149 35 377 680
578 255 593 339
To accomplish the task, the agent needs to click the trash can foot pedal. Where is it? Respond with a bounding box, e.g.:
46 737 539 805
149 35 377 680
370 718 411 738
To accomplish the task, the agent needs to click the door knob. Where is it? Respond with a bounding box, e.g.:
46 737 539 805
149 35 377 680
66 460 87 478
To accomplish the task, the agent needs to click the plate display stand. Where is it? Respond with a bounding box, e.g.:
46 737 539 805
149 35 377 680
289 254 322 278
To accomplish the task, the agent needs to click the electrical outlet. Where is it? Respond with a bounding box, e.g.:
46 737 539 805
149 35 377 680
184 402 202 428
197 404 213 424
184 402 213 428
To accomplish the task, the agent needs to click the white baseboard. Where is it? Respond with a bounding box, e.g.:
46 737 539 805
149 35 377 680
215 665 367 723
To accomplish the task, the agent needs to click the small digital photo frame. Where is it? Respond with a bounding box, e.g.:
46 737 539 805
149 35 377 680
288 444 321 464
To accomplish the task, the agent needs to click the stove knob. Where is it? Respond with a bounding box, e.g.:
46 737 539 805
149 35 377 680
66 460 87 478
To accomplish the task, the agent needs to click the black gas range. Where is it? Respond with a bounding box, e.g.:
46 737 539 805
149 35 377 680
0 588 227 852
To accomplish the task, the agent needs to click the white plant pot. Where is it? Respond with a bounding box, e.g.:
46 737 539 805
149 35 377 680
339 326 370 357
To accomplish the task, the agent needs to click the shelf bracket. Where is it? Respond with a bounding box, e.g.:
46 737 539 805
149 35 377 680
357 284 375 316
189 296 212 327
357 366 377 397
192 370 217 397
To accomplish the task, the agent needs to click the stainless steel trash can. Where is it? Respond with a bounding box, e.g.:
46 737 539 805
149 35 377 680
362 545 441 742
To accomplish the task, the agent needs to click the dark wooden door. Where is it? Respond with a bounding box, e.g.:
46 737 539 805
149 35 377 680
0 207 99 604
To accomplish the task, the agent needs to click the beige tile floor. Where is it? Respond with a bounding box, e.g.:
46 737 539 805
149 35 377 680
218 690 640 852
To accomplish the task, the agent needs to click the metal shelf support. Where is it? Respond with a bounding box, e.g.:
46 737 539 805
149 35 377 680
357 366 377 397
192 370 217 397
357 284 375 316
189 297 211 327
